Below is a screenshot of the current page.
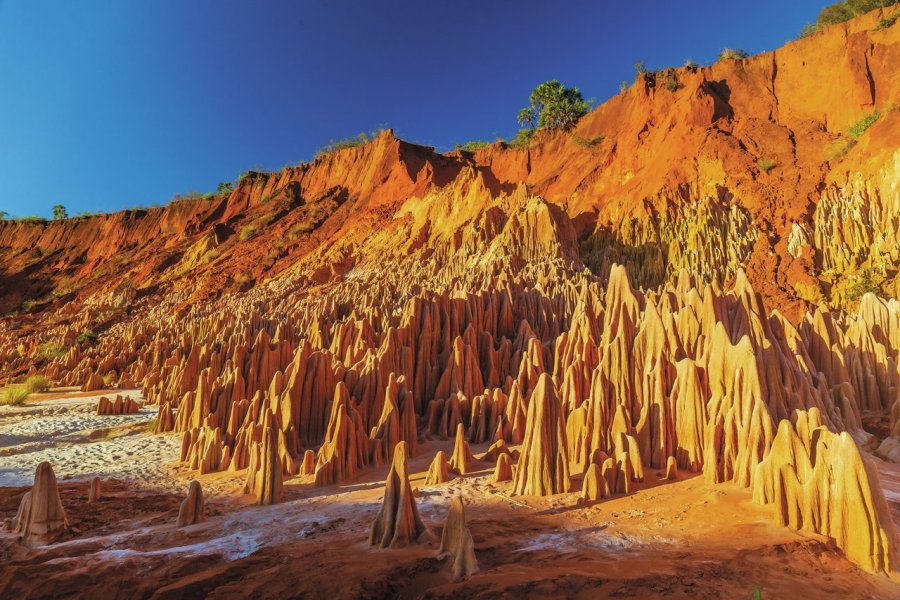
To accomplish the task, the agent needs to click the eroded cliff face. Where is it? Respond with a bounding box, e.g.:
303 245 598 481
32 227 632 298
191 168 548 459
1 7 899 576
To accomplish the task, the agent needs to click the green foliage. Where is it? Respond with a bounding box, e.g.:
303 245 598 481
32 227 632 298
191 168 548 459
817 0 897 25
36 341 66 360
170 191 205 203
52 204 68 220
76 329 98 346
619 80 628 93
684 59 698 68
572 134 605 148
718 48 749 60
456 140 490 152
24 375 51 394
315 128 385 159
18 216 48 223
798 23 823 38
633 61 647 75
751 586 762 600
757 158 777 172
661 68 679 91
0 210 8 219
848 110 881 137
239 224 258 240
826 137 858 161
517 80 592 131
508 128 537 149
217 181 234 196
1 385 29 406
847 268 880 300
876 14 898 28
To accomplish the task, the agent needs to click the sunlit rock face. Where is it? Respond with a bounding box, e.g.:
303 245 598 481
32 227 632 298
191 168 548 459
0 7 899 578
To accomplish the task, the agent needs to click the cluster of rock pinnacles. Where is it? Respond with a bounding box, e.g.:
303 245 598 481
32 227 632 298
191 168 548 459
8 266 900 579
5 461 206 546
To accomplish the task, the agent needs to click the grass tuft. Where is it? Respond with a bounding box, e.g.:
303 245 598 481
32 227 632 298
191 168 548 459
757 158 777 173
24 375 51 394
1 385 29 406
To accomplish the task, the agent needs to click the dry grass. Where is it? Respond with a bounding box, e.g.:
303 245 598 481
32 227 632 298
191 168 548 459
24 374 51 394
1 385 29 406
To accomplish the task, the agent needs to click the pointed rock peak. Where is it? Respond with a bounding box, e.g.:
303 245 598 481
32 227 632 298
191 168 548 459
437 495 479 580
369 441 427 549
513 373 570 496
10 461 68 546
177 480 204 527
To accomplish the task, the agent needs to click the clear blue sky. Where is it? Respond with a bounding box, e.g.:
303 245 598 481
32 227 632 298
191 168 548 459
0 0 829 218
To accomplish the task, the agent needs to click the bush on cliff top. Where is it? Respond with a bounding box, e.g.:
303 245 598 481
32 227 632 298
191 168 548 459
799 0 898 37
517 80 592 132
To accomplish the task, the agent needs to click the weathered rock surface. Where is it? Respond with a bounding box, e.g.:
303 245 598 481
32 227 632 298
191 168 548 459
8 462 68 546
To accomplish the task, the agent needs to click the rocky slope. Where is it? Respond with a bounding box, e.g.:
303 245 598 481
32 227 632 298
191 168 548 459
1 6 900 586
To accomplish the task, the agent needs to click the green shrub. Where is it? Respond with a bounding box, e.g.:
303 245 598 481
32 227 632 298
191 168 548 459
573 134 605 148
52 204 68 220
36 341 65 360
76 329 98 346
817 0 897 26
315 128 385 159
619 80 628 93
217 181 234 196
24 375 51 394
18 216 47 223
239 225 258 240
848 110 881 137
661 68 679 91
798 23 823 38
684 59 698 69
719 48 749 60
508 128 537 149
456 140 490 152
1 385 29 406
757 158 777 172
517 80 592 131
876 14 898 28
847 268 880 300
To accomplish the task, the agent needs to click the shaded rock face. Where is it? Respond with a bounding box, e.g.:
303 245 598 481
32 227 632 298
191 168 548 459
176 480 204 527
753 409 898 573
438 496 479 580
9 462 68 546
0 8 898 579
369 441 427 549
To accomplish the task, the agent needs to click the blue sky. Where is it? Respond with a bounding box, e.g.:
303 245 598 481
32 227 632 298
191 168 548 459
0 0 828 217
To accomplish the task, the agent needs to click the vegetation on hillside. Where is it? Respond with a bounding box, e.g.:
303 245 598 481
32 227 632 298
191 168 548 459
799 0 897 37
315 128 386 159
517 80 592 132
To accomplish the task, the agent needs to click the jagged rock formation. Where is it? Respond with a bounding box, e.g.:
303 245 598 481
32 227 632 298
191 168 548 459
243 424 284 505
438 496 479 580
513 374 570 496
0 7 897 579
753 409 897 573
492 453 513 483
88 477 102 503
8 462 68 545
369 441 427 549
96 394 140 415
424 451 450 486
176 480 204 527
449 423 475 475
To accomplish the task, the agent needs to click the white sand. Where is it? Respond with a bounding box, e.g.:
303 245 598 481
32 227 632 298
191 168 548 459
0 391 181 489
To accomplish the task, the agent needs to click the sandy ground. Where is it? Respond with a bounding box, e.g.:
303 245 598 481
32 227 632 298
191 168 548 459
2 390 900 599
0 389 181 490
